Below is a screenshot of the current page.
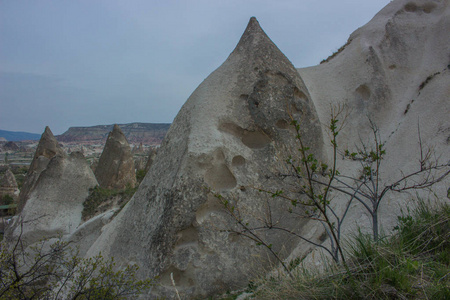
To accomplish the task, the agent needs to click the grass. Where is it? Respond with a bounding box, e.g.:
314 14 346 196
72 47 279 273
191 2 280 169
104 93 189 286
251 199 450 299
320 39 352 64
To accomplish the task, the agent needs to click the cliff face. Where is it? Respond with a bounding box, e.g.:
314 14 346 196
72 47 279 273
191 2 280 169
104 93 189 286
57 123 170 145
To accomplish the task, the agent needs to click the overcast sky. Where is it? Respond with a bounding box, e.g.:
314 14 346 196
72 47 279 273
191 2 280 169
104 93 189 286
0 0 390 135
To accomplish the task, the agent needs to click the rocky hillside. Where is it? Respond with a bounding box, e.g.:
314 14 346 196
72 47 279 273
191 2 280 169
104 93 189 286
57 123 170 145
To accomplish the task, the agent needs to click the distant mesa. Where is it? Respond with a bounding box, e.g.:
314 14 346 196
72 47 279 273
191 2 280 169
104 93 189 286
94 124 137 189
57 122 170 145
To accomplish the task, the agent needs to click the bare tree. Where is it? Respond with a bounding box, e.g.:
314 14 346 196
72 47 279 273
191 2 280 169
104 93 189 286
215 106 450 272
335 120 450 241
215 105 352 269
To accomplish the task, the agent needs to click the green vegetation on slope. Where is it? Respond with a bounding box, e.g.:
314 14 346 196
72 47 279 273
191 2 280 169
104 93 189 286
82 185 137 221
252 199 450 299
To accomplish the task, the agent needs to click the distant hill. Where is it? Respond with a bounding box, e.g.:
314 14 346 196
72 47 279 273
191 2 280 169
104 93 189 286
57 123 171 145
0 129 41 141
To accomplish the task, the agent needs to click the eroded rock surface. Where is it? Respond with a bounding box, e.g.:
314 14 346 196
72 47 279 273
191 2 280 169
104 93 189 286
85 17 323 298
298 0 450 233
94 124 136 189
8 152 97 245
17 127 65 212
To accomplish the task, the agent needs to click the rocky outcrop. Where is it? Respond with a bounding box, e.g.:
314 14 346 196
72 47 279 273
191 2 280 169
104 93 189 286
85 17 323 298
144 147 158 172
132 143 145 154
8 152 97 244
94 124 136 189
0 168 19 201
17 127 65 212
297 0 450 231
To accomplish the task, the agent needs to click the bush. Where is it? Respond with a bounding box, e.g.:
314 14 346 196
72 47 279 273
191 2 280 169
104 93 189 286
1 194 14 206
82 185 137 221
252 199 450 299
136 169 147 184
0 230 153 299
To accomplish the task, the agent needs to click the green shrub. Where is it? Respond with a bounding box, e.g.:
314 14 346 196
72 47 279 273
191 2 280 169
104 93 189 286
0 237 152 299
82 185 137 221
252 199 450 299
136 169 147 183
1 194 14 206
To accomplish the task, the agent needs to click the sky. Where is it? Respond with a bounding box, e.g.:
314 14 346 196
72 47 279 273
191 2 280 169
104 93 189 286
0 0 391 135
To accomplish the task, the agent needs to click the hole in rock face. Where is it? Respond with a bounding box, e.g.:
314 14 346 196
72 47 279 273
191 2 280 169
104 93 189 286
276 119 289 129
195 195 225 224
175 226 198 246
218 122 242 138
422 3 436 13
232 155 246 167
219 122 271 149
294 88 308 100
205 164 237 190
291 88 309 113
404 2 418 12
355 84 371 101
241 131 271 149
389 64 397 70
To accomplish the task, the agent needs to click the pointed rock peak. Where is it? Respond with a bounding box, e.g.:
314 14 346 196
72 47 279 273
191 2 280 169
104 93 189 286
43 126 53 136
35 126 64 159
112 124 121 132
109 124 127 141
17 127 66 213
245 17 263 35
230 16 299 75
233 17 276 54
95 124 136 189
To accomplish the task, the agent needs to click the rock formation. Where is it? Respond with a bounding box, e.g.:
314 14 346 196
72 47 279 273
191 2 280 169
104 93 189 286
297 0 450 230
17 126 66 212
2 141 20 152
85 17 323 298
0 168 19 201
4 0 448 298
94 124 137 189
82 2 450 297
8 152 97 244
144 147 158 172
132 143 145 154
